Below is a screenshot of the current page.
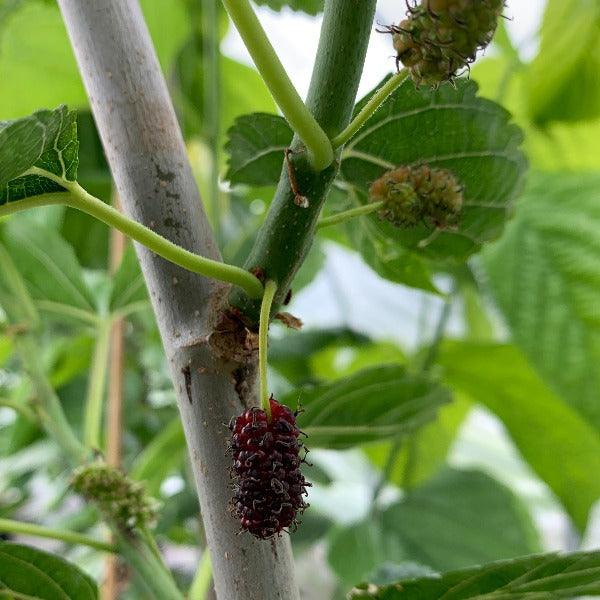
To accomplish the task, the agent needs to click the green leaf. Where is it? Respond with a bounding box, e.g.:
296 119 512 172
438 341 600 531
286 365 450 449
253 0 324 15
310 340 406 381
270 327 369 383
0 542 98 600
365 397 471 490
131 416 185 496
329 468 540 586
340 78 527 263
484 172 600 432
0 105 77 204
225 113 292 186
0 0 191 119
349 550 600 599
109 245 148 313
1 221 96 313
526 0 600 124
346 205 439 293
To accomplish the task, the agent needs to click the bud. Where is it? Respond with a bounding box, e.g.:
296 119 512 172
369 164 463 229
386 0 505 86
72 462 159 531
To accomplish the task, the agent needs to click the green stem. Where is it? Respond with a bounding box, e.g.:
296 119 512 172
202 0 221 241
189 551 213 600
259 280 277 419
331 69 408 149
317 201 383 229
229 0 377 324
6 168 264 299
371 435 402 508
83 319 112 450
34 300 100 326
116 532 184 600
0 518 115 553
0 396 36 421
420 282 457 373
220 0 333 171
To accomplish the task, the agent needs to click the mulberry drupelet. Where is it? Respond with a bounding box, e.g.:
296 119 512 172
228 396 310 539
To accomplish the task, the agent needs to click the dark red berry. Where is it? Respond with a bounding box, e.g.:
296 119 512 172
228 397 310 539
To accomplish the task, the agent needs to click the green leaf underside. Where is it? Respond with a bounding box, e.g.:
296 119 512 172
484 172 600 432
2 221 96 312
346 207 439 293
349 550 600 599
225 113 292 186
340 78 526 262
0 106 78 204
0 543 98 600
253 0 324 15
439 341 600 531
287 365 450 449
109 245 149 312
329 469 540 586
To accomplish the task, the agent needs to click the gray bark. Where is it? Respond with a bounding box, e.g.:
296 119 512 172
56 2 299 598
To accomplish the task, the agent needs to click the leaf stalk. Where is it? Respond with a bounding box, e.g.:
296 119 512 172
4 167 264 299
220 0 333 170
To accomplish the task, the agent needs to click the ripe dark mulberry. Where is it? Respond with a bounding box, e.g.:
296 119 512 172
370 164 464 229
385 0 505 86
228 397 310 540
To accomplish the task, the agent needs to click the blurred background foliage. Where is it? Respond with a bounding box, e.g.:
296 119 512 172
1 0 600 598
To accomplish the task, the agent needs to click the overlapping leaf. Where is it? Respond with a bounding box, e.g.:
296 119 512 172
0 105 78 204
284 365 450 448
329 469 540 586
484 172 600 432
225 113 291 186
350 550 600 599
0 542 98 599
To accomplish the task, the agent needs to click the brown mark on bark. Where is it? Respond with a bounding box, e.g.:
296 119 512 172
182 365 193 405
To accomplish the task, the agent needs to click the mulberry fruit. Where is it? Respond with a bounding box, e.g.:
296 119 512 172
386 0 505 86
370 164 463 229
229 397 310 539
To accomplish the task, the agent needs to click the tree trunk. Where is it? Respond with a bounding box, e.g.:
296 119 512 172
56 2 299 598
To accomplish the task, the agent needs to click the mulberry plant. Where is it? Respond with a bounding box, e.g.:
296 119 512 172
2 1 591 600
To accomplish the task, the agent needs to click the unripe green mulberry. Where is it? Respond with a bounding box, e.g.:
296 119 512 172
72 462 159 531
385 0 505 86
369 165 463 229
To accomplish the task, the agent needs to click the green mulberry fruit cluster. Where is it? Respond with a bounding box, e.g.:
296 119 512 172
369 164 464 229
386 0 505 86
72 462 159 531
